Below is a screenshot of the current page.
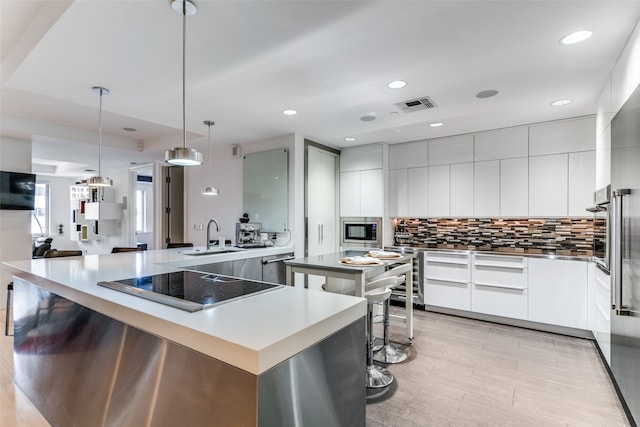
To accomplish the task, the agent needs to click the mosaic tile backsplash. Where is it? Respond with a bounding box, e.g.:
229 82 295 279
394 218 605 256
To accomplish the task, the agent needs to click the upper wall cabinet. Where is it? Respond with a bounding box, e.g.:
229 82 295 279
474 160 500 217
340 144 383 217
500 157 529 216
474 126 528 161
429 134 474 166
529 154 568 216
389 140 428 169
529 117 596 156
568 151 596 216
340 144 383 172
451 163 474 217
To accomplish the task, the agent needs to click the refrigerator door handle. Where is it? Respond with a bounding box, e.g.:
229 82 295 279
612 188 636 316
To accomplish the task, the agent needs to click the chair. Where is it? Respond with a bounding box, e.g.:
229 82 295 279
167 242 193 249
111 247 145 253
373 274 408 364
43 249 83 258
324 275 400 388
6 249 82 336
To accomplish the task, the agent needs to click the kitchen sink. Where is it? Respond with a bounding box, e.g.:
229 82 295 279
183 249 241 256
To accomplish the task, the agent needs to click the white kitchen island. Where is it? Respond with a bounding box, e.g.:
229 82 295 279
2 247 367 426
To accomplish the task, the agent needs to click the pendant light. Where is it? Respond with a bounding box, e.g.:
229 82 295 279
88 86 113 187
201 120 219 196
165 0 203 166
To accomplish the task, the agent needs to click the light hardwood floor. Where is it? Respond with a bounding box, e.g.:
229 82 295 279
1 307 630 426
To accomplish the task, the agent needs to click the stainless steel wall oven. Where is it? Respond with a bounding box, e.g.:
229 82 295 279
586 185 611 273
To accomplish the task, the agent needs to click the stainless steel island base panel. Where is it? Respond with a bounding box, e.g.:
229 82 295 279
12 277 366 427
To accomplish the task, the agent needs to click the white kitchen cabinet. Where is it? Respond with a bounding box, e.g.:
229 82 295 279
529 154 568 216
339 171 360 217
529 117 596 156
84 202 121 220
408 167 429 217
568 151 596 216
450 163 474 217
471 254 528 320
429 134 474 166
528 258 589 329
593 263 611 364
360 169 383 216
474 160 500 217
389 140 428 169
500 157 529 217
388 169 407 217
340 144 383 172
424 251 471 311
474 126 529 161
340 169 383 217
428 165 450 217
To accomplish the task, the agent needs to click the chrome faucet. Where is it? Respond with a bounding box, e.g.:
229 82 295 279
206 218 221 251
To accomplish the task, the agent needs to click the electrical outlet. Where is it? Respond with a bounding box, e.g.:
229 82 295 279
194 224 204 230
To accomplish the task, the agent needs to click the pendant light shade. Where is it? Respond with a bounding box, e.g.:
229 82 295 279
201 120 219 196
89 86 113 188
165 0 203 166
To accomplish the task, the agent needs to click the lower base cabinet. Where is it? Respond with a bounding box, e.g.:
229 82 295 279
423 251 590 332
528 258 589 329
471 254 528 320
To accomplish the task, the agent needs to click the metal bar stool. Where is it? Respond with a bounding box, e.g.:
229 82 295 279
374 274 408 364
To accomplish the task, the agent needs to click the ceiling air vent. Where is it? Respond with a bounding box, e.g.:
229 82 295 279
394 96 438 113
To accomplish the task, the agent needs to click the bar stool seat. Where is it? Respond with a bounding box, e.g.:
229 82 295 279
374 274 408 364
364 285 394 388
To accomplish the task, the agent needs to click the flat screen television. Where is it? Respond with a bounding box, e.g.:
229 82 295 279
0 170 36 210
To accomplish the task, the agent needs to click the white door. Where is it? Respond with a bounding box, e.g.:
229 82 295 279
307 144 339 289
129 164 155 249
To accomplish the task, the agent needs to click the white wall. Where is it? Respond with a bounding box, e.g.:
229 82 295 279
0 136 32 304
184 133 301 251
596 19 640 188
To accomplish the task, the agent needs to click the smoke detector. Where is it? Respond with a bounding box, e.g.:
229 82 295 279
394 96 438 113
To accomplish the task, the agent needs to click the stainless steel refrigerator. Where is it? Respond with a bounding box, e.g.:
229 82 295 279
610 81 640 426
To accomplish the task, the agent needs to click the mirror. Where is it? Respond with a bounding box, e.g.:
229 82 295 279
243 148 288 232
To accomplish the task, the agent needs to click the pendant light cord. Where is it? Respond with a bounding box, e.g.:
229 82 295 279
208 124 212 184
98 88 103 177
182 1 187 149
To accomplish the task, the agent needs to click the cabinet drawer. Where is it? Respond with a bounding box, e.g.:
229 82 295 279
472 284 528 320
424 279 471 311
473 255 528 289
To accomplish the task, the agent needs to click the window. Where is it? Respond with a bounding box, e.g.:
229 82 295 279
136 189 146 233
31 182 50 236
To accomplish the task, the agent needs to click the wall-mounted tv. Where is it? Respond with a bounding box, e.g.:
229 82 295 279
0 170 36 210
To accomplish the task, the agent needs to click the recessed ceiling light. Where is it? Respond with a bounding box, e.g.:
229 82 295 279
344 137 356 142
551 99 572 106
560 30 592 45
282 109 297 116
476 89 498 99
123 127 137 132
429 122 444 127
360 115 376 122
387 80 407 89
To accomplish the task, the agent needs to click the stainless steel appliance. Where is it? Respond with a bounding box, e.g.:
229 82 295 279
586 185 611 273
236 222 265 248
99 271 282 312
340 217 382 248
384 245 424 306
610 82 640 425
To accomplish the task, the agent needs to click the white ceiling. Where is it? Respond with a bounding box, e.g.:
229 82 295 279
1 0 639 178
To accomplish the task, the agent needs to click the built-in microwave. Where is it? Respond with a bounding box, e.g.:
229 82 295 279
340 217 382 248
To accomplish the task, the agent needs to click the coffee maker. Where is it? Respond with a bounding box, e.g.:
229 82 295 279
235 222 264 248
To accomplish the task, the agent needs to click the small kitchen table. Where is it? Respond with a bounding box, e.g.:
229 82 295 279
285 250 413 340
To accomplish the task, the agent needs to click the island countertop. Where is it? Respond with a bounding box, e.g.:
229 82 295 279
2 246 367 375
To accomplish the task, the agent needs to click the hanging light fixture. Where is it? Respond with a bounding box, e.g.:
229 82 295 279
88 86 113 187
165 0 203 166
201 120 219 196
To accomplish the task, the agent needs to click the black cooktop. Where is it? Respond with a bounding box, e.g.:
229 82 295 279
99 271 282 312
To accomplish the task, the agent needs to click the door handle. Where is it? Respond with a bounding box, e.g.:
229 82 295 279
612 188 632 315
